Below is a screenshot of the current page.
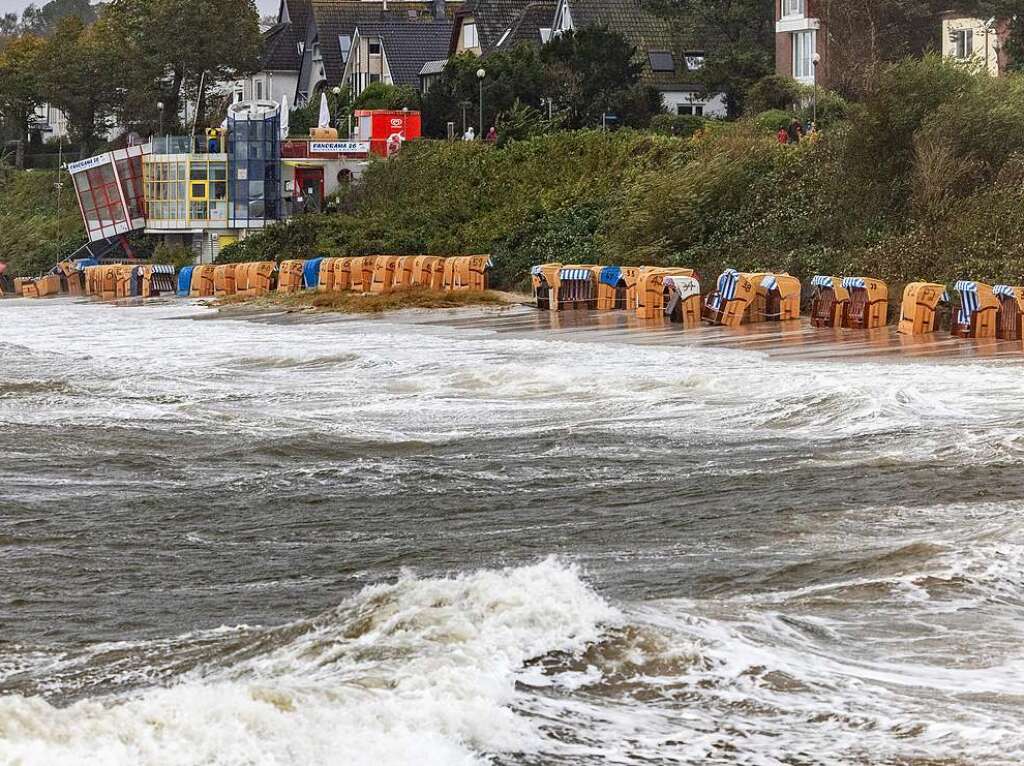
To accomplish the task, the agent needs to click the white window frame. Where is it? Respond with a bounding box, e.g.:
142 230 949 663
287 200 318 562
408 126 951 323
955 28 974 59
793 29 815 81
782 0 805 18
463 22 479 49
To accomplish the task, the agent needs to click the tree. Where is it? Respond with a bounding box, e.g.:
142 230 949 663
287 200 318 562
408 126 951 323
37 17 118 156
665 0 775 117
421 45 546 138
353 82 421 111
0 34 45 168
101 0 262 134
20 0 96 36
541 27 660 129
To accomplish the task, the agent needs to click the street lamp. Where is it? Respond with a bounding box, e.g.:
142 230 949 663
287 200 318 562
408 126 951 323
811 52 821 127
157 101 164 139
476 68 486 136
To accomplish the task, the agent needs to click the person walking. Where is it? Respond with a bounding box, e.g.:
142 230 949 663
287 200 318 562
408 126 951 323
463 126 476 142
485 126 497 143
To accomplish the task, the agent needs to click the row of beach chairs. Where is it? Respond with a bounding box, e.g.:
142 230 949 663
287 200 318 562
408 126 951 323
532 264 1024 340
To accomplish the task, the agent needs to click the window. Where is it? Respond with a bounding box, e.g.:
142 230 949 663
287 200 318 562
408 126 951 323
368 40 381 56
369 73 381 84
255 80 264 100
793 30 815 80
782 0 804 17
114 155 145 220
955 29 974 59
685 52 705 70
338 34 352 62
648 51 675 73
297 41 305 56
677 104 704 116
142 159 188 222
74 163 128 236
463 22 479 49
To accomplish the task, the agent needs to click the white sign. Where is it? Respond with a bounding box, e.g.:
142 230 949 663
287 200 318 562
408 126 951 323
309 141 370 154
67 154 110 174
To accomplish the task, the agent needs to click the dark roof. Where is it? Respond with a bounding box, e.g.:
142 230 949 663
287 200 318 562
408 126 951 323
261 0 312 71
564 0 700 90
493 0 555 49
354 20 454 87
312 0 454 83
453 0 537 53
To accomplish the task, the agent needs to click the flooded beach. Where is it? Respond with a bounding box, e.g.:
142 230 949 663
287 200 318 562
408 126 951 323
3 297 1024 764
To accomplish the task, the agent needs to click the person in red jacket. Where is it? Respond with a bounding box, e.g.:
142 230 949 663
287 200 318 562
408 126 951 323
777 126 789 145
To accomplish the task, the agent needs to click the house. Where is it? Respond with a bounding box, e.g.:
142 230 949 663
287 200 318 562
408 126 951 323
449 0 553 56
341 19 453 96
297 0 462 103
941 12 1011 75
774 0 826 87
234 0 311 105
550 0 725 117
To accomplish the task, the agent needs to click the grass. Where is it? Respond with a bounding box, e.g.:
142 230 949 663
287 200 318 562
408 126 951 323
215 287 515 314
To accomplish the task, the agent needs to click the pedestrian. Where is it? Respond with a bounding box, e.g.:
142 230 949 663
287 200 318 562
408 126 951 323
463 126 476 142
787 119 802 144
777 126 788 145
486 126 497 143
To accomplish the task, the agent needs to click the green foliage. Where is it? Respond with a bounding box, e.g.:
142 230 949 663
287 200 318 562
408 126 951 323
353 82 420 111
0 168 85 276
650 114 706 138
745 75 804 114
752 109 794 133
152 242 195 269
289 87 351 137
214 215 324 264
494 100 547 145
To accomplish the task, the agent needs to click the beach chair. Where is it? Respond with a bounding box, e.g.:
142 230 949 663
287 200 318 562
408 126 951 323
394 256 417 290
703 269 756 327
444 255 492 291
531 263 562 310
303 257 324 290
636 268 696 320
556 265 599 310
809 275 849 328
369 255 399 294
842 277 889 329
752 274 801 322
412 256 445 290
349 256 375 293
663 274 702 327
213 264 237 297
277 260 305 294
189 265 216 297
994 285 1024 340
952 281 999 339
595 266 639 310
897 282 949 335
331 257 352 291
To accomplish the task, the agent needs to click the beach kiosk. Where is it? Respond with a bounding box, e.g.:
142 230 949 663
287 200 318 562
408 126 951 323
994 285 1024 340
897 282 949 335
809 275 850 328
951 281 1000 338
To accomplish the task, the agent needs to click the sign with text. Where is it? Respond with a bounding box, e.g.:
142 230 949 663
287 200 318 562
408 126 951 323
67 154 110 174
309 141 370 154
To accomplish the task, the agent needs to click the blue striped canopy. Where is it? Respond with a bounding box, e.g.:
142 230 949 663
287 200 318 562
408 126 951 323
955 281 980 325
761 274 778 291
708 269 739 311
530 265 544 276
303 257 324 289
599 266 623 287
842 277 866 289
560 268 592 281
940 290 950 303
810 275 833 287
994 284 1016 298
176 266 194 297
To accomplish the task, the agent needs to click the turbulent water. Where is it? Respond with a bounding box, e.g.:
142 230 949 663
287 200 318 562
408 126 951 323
2 297 1024 765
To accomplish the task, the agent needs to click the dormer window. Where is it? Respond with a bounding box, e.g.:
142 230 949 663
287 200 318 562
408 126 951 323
782 0 804 18
685 51 705 70
954 28 974 59
338 34 351 62
463 21 479 49
368 40 382 56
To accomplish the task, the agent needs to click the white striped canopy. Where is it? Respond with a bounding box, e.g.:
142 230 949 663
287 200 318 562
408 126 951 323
152 264 176 275
810 275 833 287
560 268 592 281
761 274 778 291
955 281 980 325
708 269 739 311
842 277 866 289
994 284 1016 298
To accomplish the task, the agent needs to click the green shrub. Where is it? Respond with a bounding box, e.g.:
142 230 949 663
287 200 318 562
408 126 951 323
752 109 795 133
152 242 195 269
650 114 706 138
746 74 804 113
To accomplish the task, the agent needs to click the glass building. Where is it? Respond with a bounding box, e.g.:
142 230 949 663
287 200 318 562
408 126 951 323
226 100 281 227
68 146 147 243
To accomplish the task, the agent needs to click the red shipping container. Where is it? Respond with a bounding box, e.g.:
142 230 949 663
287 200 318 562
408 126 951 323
355 110 422 157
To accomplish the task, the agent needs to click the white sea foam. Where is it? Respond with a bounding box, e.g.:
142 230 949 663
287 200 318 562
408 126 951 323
0 558 619 766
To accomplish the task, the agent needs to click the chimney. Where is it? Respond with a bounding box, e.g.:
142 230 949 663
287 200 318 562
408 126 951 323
433 0 445 19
